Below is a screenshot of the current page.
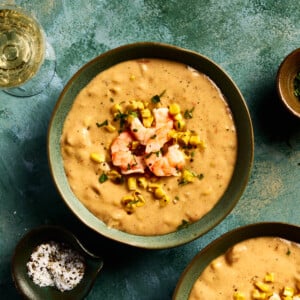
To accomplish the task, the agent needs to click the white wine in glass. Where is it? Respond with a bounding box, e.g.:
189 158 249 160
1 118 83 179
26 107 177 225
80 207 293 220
0 4 56 97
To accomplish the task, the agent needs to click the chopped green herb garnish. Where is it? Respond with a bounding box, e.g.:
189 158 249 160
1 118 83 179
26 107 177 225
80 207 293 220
129 111 138 118
177 219 190 230
155 150 161 157
286 248 291 256
178 179 189 185
114 111 128 129
99 173 108 183
184 107 195 119
151 95 161 104
151 90 166 104
150 134 157 139
110 98 114 102
133 128 138 132
197 173 204 180
96 120 108 127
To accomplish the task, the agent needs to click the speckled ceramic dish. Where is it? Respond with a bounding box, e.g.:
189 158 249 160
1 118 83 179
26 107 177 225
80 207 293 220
277 48 300 118
173 222 300 299
47 42 254 249
11 225 103 300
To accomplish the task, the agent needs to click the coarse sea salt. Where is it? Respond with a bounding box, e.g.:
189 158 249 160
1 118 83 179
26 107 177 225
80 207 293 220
27 241 85 292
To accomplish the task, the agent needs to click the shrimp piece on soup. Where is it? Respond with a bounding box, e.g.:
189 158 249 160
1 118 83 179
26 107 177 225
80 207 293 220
145 144 185 176
130 107 174 153
130 117 156 145
111 131 145 174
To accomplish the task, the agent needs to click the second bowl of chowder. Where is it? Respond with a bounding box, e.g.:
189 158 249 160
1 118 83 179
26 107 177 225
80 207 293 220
48 42 253 249
173 222 300 299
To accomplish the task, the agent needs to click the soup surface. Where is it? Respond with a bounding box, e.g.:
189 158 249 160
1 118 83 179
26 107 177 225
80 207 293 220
189 237 300 300
60 58 237 235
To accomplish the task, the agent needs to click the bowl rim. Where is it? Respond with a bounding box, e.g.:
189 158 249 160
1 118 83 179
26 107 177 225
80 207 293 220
276 47 300 118
47 41 254 249
172 221 300 299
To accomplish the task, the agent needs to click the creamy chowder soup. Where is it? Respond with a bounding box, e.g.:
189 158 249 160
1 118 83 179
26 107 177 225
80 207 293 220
60 58 237 235
189 237 300 300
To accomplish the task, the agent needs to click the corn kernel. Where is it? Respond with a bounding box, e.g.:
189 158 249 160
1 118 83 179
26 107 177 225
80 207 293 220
168 129 178 139
111 103 123 113
137 177 148 189
252 289 267 299
127 177 137 191
189 135 201 146
143 116 154 128
282 287 294 297
173 113 183 121
126 101 137 111
147 182 161 191
127 100 144 110
141 108 152 118
126 114 136 124
154 187 166 199
121 193 137 213
169 103 181 115
90 152 105 163
254 281 270 293
178 131 191 145
108 170 122 182
175 119 186 130
182 169 195 183
130 74 135 81
136 101 144 110
159 195 170 206
134 191 145 206
122 194 135 203
264 272 275 283
105 124 116 132
233 291 246 300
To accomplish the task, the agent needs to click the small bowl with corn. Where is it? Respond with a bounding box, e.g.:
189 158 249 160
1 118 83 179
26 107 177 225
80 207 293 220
48 42 254 249
173 222 300 299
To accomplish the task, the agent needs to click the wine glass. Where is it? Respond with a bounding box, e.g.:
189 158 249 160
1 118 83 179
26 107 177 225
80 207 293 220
0 3 56 97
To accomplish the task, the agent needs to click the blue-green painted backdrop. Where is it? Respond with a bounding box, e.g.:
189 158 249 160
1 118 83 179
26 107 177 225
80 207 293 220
1 1 299 299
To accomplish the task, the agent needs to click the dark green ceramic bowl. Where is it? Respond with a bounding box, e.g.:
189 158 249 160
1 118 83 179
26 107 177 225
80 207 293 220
173 222 300 299
47 42 254 249
276 48 300 118
12 225 103 300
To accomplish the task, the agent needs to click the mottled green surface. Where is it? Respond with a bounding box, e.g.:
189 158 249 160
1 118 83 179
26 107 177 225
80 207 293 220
0 1 299 299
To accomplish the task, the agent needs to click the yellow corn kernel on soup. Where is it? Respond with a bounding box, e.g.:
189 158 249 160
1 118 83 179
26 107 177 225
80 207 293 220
189 237 300 300
60 58 237 235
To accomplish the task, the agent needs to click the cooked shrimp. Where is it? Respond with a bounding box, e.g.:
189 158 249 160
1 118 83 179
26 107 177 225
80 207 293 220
130 117 156 145
152 107 173 128
145 124 172 153
111 132 145 174
112 108 184 176
145 144 185 176
130 107 173 153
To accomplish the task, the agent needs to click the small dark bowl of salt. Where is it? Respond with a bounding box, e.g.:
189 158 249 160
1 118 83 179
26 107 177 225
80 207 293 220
11 225 103 300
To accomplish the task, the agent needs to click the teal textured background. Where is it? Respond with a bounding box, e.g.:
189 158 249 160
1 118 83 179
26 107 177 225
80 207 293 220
0 1 299 299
